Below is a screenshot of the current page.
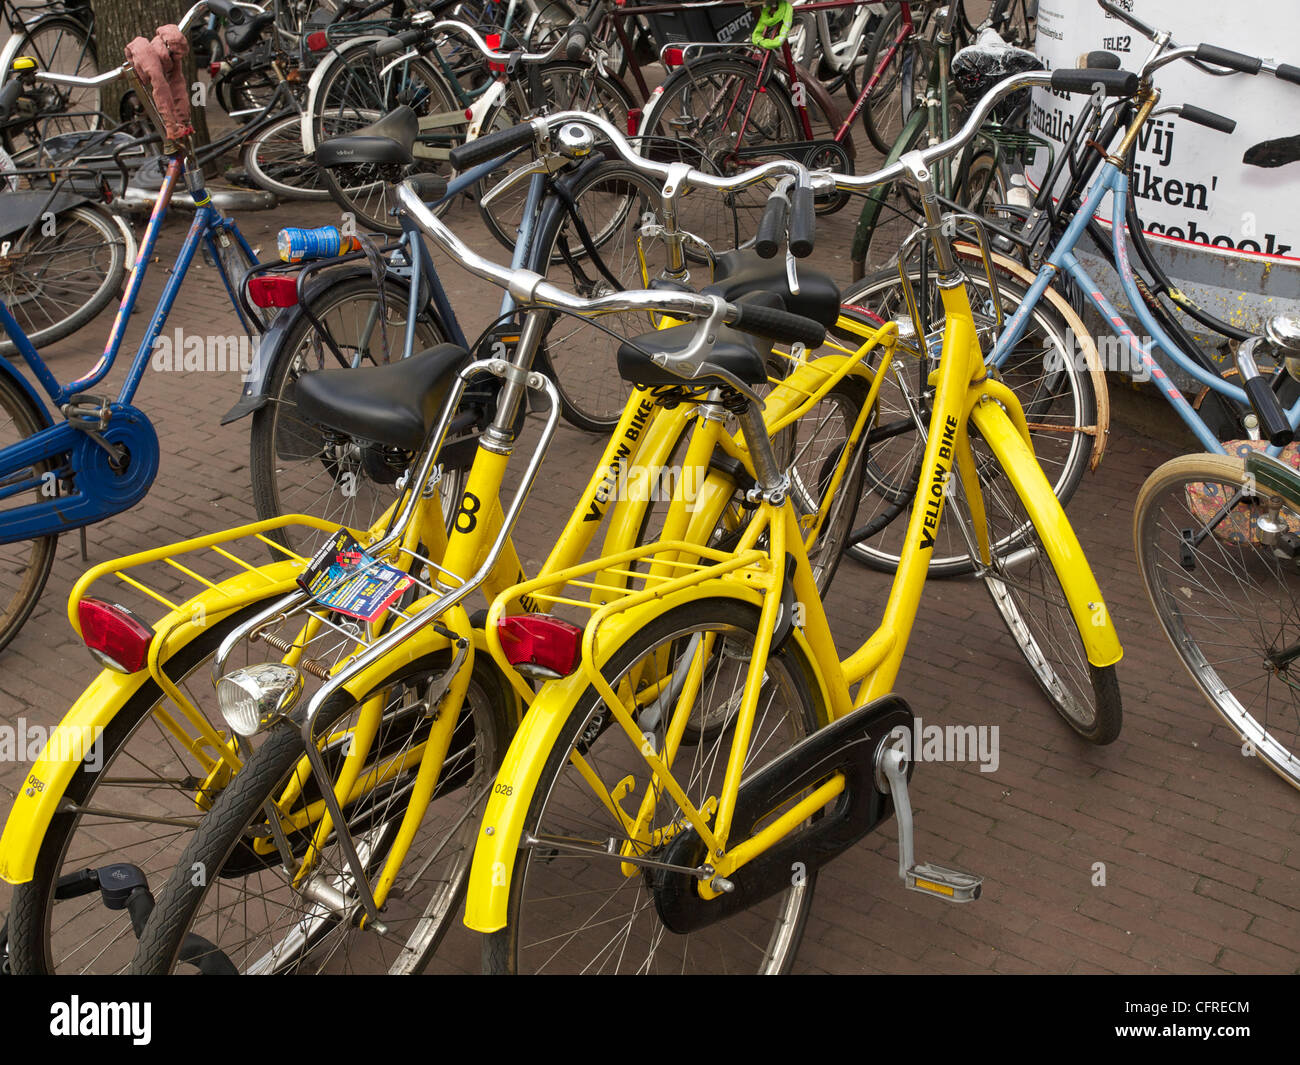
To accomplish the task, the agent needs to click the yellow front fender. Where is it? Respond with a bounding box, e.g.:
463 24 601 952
968 394 1123 668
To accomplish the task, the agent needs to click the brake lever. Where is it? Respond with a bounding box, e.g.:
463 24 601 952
478 153 570 210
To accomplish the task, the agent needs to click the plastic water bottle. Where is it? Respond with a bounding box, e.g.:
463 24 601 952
277 225 361 263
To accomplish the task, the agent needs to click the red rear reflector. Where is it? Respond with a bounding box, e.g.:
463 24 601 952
307 31 328 52
664 47 684 67
249 276 299 308
487 33 505 72
626 108 641 135
78 598 154 674
209 61 221 76
497 614 583 679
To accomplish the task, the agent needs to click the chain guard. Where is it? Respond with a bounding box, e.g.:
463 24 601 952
650 694 913 934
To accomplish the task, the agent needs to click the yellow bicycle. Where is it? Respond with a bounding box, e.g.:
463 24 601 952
455 95 1127 972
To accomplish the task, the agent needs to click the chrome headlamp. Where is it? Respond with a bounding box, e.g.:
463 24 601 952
217 663 304 737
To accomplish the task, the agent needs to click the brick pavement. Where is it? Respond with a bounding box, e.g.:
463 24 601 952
0 108 1297 976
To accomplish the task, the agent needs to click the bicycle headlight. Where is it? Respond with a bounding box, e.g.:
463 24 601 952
217 664 304 737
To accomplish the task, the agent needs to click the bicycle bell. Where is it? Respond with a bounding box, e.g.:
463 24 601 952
557 122 595 159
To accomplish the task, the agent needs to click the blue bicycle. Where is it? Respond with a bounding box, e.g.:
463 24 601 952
0 0 278 652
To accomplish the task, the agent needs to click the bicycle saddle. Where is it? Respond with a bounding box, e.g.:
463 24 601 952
295 343 470 451
315 106 419 168
225 11 276 53
616 293 776 390
709 249 841 328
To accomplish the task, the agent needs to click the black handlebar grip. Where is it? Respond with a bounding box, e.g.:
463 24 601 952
1082 50 1121 70
788 185 815 259
565 20 591 61
1195 43 1262 74
448 120 536 170
206 0 247 25
730 301 826 349
1277 63 1300 85
373 28 422 58
754 190 789 259
1049 68 1139 97
407 173 449 202
1244 376 1294 447
0 76 24 121
1178 103 1236 134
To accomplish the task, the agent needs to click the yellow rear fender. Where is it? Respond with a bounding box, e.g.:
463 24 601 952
464 579 770 933
0 571 302 886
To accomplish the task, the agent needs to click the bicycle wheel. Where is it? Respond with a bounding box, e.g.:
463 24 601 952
839 260 1094 575
852 4 933 155
0 203 128 355
6 603 279 973
534 160 667 433
242 112 331 201
640 55 800 256
976 443 1122 743
313 47 460 234
0 372 56 653
476 62 635 253
484 598 825 973
130 651 511 974
1134 452 1300 788
249 275 456 555
2 16 100 152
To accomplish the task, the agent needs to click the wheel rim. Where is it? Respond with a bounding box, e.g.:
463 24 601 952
510 613 815 973
1137 457 1300 786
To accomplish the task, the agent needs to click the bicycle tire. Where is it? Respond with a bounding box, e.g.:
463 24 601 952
242 111 331 201
476 61 636 254
130 650 511 974
1134 451 1300 788
839 260 1095 575
248 274 456 556
0 202 128 355
978 446 1122 744
313 46 460 234
6 603 280 973
852 4 932 156
0 372 57 654
2 16 100 152
640 55 801 256
484 597 824 974
532 160 666 433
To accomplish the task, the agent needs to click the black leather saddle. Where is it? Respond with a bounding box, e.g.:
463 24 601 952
616 292 780 389
708 248 842 327
315 106 418 168
295 343 470 450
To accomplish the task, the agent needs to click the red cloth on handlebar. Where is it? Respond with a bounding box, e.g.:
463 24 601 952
124 24 193 141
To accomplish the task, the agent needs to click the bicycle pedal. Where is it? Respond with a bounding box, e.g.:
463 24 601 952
904 862 982 903
877 735 982 905
62 394 112 431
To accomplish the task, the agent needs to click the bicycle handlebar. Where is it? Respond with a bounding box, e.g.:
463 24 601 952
394 179 826 350
370 17 566 67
